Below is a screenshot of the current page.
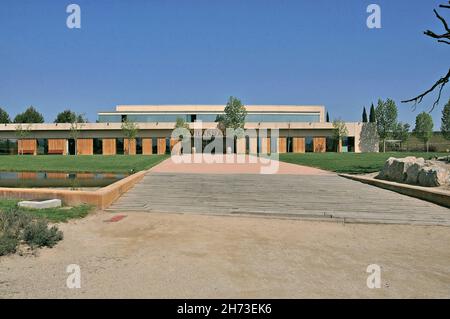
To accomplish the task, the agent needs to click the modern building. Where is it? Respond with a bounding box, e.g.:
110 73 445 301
0 105 378 155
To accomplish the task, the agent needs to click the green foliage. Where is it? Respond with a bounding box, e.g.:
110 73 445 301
279 152 447 174
14 106 44 123
375 98 398 152
369 103 376 123
14 124 32 143
121 120 139 140
375 98 398 139
22 220 63 248
216 97 247 132
121 120 139 155
0 107 11 123
393 122 410 142
413 112 434 151
175 117 190 131
441 99 450 140
0 203 94 256
362 107 368 123
332 119 348 153
0 212 63 255
0 234 18 255
54 110 87 123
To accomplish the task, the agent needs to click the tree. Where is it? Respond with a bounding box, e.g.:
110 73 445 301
362 107 368 123
15 124 32 155
216 97 247 134
375 98 398 152
393 122 410 149
14 106 44 123
326 112 330 122
69 119 85 155
332 119 348 153
175 117 190 131
413 112 434 152
369 103 376 123
402 1 449 110
54 110 87 123
0 107 11 123
121 119 139 155
441 98 450 139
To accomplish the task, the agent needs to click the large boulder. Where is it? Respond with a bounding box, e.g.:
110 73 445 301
378 157 424 183
405 162 424 184
417 165 450 187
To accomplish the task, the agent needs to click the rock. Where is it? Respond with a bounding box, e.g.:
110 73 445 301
378 157 396 180
378 157 424 183
405 162 423 184
18 199 62 209
417 165 450 187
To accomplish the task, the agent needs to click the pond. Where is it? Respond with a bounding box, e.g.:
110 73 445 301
0 171 128 188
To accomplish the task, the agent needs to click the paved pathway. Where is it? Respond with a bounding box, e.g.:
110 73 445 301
108 157 450 225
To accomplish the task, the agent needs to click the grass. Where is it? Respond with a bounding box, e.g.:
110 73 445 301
0 154 169 173
0 199 94 223
278 152 449 174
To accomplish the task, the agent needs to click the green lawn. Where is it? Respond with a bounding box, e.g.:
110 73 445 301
0 199 94 223
278 152 448 174
0 155 169 173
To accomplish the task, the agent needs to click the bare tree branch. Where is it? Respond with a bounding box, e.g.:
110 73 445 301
401 69 450 111
424 9 450 44
402 2 449 110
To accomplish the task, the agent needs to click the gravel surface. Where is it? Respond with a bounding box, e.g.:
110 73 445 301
1 211 449 298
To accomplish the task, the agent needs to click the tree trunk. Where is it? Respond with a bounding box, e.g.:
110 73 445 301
426 141 429 153
383 139 386 153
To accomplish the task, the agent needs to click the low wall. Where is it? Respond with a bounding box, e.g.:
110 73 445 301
0 170 147 209
339 173 450 208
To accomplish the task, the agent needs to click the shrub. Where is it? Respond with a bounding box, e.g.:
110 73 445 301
0 209 32 237
22 220 63 248
0 233 19 255
0 209 63 255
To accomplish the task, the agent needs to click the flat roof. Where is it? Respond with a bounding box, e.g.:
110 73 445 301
109 105 325 113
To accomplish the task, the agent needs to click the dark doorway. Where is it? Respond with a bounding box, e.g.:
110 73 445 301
68 139 76 155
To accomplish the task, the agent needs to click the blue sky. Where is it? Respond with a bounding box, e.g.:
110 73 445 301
0 0 448 126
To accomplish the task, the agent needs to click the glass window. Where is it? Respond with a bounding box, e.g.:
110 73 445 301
305 137 313 152
36 139 48 155
246 114 320 123
98 115 122 123
326 137 337 152
165 138 170 154
93 138 103 155
136 137 143 155
116 138 124 155
152 138 157 154
348 137 355 152
287 137 293 153
0 139 18 155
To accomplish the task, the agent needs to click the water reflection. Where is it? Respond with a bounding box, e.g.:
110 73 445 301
0 171 128 188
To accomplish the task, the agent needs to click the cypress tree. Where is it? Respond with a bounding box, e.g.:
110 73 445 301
362 107 368 122
326 112 330 122
369 103 376 123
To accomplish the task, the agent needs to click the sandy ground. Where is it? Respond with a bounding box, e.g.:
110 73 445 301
1 211 449 298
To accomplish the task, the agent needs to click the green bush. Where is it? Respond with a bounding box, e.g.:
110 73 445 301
22 220 63 248
0 209 63 255
0 209 32 236
0 234 19 255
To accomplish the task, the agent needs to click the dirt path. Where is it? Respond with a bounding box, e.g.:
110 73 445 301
1 211 449 298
